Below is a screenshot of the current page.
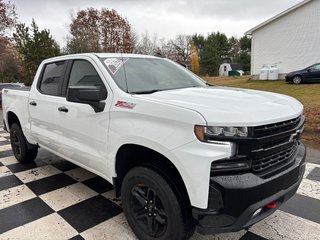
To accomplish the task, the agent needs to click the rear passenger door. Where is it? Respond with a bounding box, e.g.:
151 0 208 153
54 58 111 174
29 61 67 151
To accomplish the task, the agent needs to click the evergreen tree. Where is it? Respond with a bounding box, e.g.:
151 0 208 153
197 32 229 76
239 35 251 53
13 19 60 85
193 33 251 76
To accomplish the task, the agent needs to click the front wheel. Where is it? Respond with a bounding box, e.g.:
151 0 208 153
292 75 302 84
121 167 191 240
10 123 38 163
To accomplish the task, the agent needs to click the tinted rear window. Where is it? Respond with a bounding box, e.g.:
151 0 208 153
39 61 66 96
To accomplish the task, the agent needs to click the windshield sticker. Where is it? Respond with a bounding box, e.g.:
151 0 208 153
104 58 128 75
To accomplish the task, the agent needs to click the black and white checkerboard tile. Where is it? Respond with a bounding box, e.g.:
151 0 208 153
0 128 320 240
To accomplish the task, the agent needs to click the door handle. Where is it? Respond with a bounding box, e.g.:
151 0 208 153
58 106 68 112
29 101 37 106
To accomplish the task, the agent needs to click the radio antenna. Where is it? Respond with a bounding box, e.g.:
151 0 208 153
120 51 129 93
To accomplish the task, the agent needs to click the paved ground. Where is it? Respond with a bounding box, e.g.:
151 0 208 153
0 128 320 239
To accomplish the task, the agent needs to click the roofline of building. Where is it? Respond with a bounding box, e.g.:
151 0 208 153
245 0 313 35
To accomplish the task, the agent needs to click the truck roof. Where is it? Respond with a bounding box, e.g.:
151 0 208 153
42 53 160 63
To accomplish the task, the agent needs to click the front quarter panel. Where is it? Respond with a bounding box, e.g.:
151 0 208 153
108 91 233 208
109 91 207 154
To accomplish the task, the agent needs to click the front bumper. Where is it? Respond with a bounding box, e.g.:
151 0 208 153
285 75 292 82
192 143 306 234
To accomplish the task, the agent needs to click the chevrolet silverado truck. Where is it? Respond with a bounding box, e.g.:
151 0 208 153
2 54 306 240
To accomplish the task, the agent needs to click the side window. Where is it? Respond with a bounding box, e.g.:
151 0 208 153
314 64 320 71
68 60 104 88
39 61 66 96
310 64 320 71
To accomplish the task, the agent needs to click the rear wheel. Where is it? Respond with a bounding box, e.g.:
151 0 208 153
292 75 302 84
121 167 191 240
10 123 38 163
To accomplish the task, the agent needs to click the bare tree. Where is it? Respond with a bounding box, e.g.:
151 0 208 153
134 31 158 55
157 38 175 59
133 33 192 64
100 9 134 53
0 0 16 37
0 0 18 83
170 34 192 62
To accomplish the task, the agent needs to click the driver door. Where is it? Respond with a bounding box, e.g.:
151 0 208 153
307 64 320 82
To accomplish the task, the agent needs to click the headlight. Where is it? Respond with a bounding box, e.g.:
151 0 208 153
195 125 251 173
195 125 249 142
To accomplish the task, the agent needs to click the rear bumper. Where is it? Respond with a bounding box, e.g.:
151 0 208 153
192 143 306 234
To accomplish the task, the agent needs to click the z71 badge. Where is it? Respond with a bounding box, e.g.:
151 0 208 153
115 101 136 109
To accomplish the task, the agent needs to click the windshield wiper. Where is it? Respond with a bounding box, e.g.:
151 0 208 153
130 85 207 94
130 89 160 94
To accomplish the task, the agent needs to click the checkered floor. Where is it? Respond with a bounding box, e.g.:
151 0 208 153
0 128 319 240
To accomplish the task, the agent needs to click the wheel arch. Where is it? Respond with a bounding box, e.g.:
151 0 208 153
6 111 21 130
6 111 36 150
114 144 192 210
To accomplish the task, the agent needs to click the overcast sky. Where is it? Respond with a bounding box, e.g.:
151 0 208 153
12 0 302 47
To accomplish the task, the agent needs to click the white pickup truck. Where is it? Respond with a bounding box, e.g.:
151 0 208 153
2 53 306 240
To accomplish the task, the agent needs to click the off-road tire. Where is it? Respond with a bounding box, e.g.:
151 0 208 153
121 167 192 240
10 123 38 163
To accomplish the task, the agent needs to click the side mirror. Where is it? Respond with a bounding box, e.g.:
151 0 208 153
307 68 312 72
66 86 107 113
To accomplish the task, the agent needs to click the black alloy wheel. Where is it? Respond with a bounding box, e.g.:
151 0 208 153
11 129 21 159
121 167 191 240
10 123 38 163
130 184 167 237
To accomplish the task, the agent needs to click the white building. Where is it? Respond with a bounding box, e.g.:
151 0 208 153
246 0 320 79
219 63 244 76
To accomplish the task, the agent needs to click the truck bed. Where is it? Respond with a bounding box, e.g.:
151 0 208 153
2 88 31 134
14 87 30 91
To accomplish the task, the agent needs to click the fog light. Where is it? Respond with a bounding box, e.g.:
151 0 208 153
211 162 250 172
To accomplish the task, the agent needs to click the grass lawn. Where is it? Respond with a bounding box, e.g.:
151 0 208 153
203 76 320 144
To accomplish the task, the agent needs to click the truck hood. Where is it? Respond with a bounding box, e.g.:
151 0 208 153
133 87 303 126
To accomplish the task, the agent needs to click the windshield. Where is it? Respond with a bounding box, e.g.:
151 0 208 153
100 57 206 93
